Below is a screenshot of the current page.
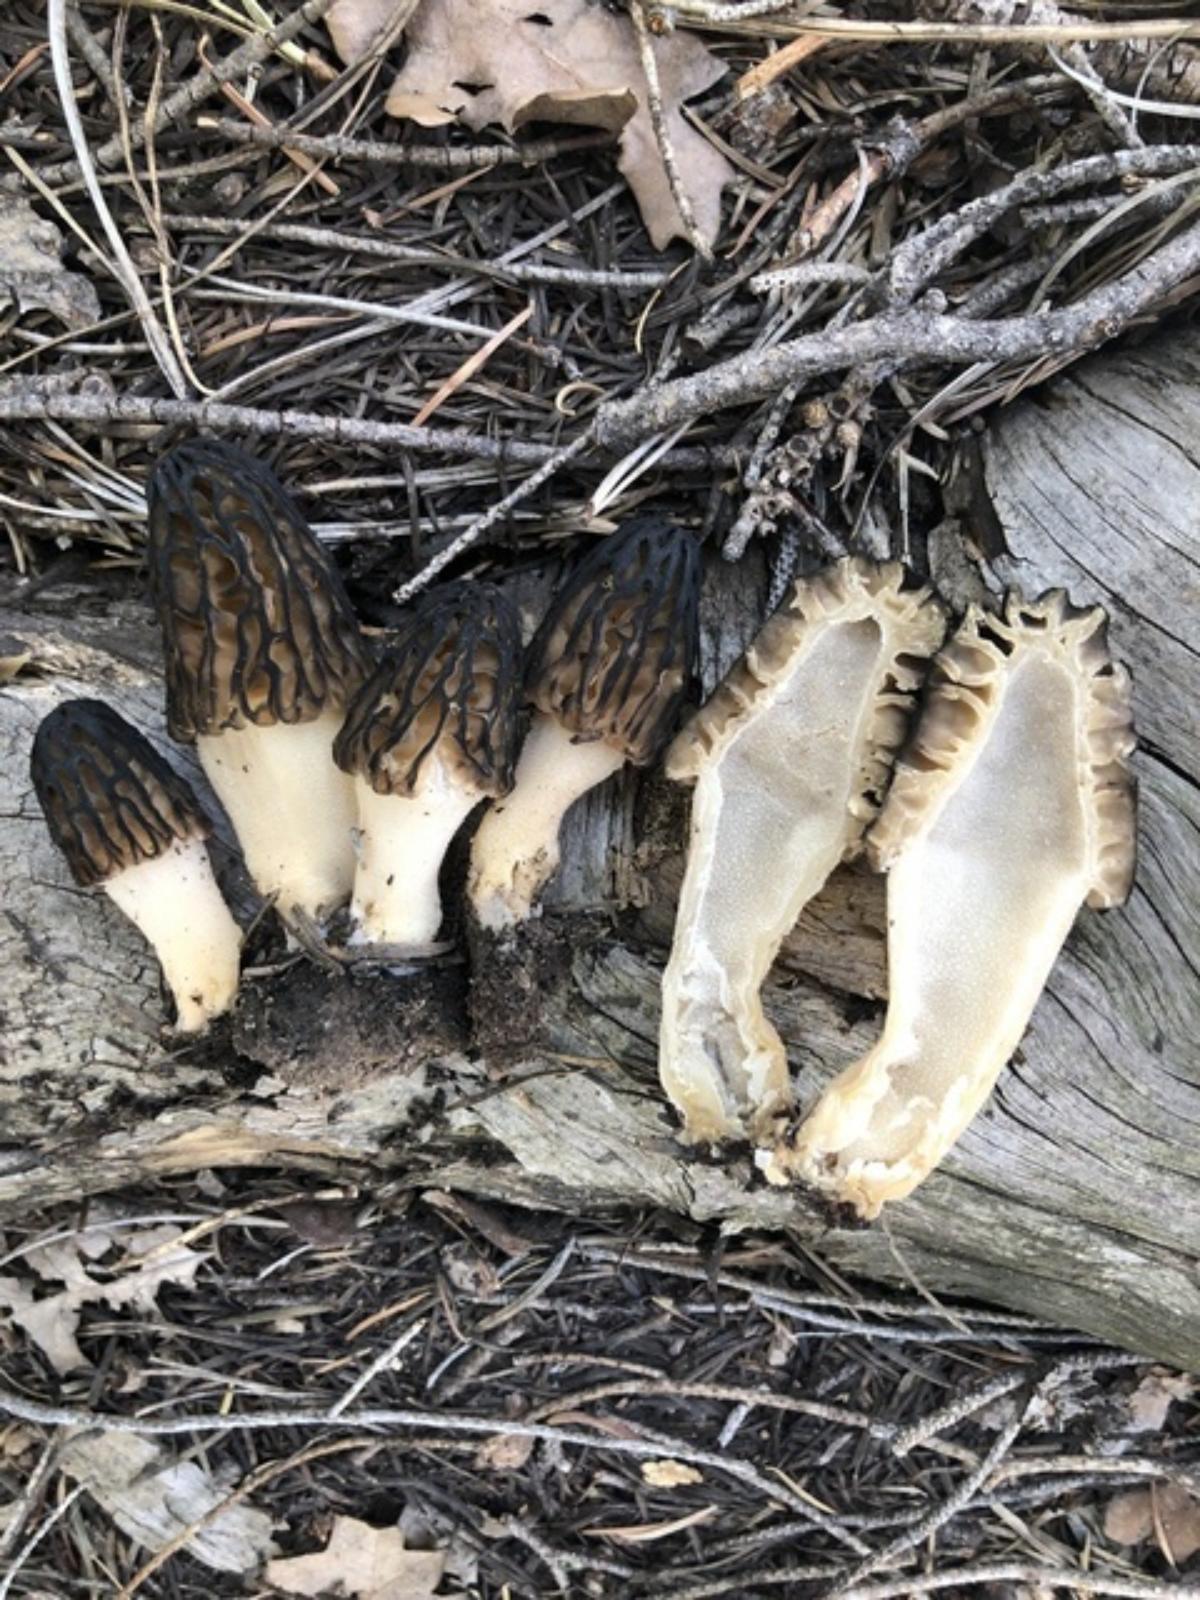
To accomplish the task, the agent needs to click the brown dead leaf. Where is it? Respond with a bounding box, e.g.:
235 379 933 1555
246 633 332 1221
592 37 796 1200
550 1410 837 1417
641 1459 704 1488
265 1515 445 1598
1104 1482 1200 1564
0 197 100 328
327 0 420 66
381 0 733 249
421 1189 536 1257
1126 1368 1196 1433
474 1430 535 1472
0 1222 205 1372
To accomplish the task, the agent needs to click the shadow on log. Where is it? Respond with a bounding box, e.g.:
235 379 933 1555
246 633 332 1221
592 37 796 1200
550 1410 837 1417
1 332 1198 1368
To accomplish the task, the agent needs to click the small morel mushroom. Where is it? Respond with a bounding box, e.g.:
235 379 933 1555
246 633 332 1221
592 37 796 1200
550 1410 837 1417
659 558 946 1147
147 440 370 924
762 590 1137 1216
467 517 700 931
31 698 241 1032
334 583 523 947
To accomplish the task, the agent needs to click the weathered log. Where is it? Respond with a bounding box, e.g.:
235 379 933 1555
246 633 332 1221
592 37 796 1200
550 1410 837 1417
1 330 1197 1367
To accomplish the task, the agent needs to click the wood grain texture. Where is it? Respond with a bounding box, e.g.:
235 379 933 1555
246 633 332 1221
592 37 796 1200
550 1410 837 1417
1 333 1198 1366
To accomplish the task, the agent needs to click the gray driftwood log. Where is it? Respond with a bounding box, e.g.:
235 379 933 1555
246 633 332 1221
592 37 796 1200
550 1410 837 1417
2 331 1198 1368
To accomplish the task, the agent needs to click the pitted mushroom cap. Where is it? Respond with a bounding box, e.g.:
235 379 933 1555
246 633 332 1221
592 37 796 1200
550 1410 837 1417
334 582 523 799
31 698 209 888
525 516 700 765
147 439 370 742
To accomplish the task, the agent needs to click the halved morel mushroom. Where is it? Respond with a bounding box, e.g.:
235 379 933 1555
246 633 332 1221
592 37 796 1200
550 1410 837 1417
334 583 523 948
659 558 946 1147
31 698 241 1033
467 518 700 931
762 590 1137 1216
147 440 370 925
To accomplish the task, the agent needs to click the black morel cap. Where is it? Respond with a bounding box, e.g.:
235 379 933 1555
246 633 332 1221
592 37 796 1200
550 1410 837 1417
146 439 370 741
525 516 700 764
31 698 208 887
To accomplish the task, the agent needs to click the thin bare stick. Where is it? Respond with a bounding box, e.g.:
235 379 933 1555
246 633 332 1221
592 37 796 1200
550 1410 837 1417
46 0 191 398
671 5 1200 44
0 388 556 464
155 213 671 287
827 1402 1029 1597
660 1560 1200 1600
40 0 335 185
0 386 732 482
392 430 596 602
199 116 614 170
631 0 711 258
327 1319 427 1418
0 1384 867 1551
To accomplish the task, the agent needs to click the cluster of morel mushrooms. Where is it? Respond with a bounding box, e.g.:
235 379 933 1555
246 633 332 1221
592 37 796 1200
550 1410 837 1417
31 441 1137 1218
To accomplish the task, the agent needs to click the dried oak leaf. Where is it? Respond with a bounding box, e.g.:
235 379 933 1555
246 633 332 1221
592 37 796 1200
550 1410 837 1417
265 1515 451 1599
381 0 733 250
1125 1368 1196 1433
327 0 419 65
0 196 100 329
0 1224 205 1373
1104 1482 1200 1564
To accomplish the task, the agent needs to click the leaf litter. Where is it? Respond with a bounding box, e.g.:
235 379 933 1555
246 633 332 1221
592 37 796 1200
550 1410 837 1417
0 1213 205 1373
265 1514 459 1599
0 196 100 329
329 0 734 249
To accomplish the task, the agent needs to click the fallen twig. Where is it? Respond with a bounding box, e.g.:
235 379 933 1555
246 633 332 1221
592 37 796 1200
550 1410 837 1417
596 210 1200 446
198 116 616 170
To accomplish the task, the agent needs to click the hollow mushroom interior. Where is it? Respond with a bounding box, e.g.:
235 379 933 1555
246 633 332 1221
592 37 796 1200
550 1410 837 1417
659 558 946 1147
762 591 1137 1216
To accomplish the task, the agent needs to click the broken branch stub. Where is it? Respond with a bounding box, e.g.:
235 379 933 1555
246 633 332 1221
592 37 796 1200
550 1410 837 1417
659 558 946 1147
765 591 1137 1216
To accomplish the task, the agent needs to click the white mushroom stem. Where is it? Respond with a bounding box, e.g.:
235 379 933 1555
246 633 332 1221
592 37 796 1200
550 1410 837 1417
104 837 241 1033
468 715 626 931
349 758 480 947
197 708 356 923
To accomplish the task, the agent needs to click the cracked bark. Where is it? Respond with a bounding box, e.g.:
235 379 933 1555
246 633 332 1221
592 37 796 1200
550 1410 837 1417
1 332 1198 1367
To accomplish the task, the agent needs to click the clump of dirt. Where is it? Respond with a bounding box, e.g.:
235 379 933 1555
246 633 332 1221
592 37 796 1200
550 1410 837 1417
465 912 579 1056
233 958 467 1090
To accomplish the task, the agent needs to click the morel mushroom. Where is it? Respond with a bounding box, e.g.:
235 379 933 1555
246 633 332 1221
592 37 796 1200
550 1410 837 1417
659 558 946 1147
763 590 1137 1216
147 440 370 924
31 698 241 1033
334 583 523 947
467 518 700 931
